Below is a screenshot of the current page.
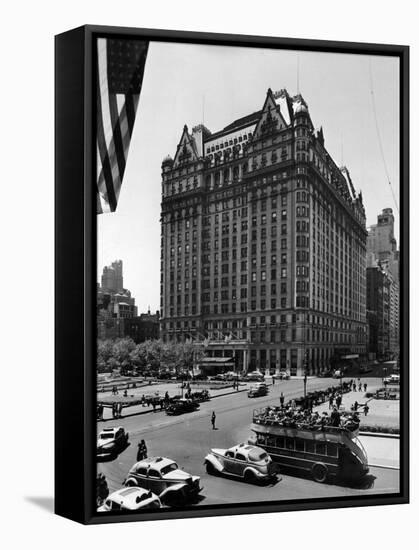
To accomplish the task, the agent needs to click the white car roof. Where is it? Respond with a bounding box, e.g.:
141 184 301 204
228 443 258 456
108 487 154 505
100 426 122 434
134 456 177 471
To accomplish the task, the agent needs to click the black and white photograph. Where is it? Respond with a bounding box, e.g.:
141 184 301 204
94 35 404 516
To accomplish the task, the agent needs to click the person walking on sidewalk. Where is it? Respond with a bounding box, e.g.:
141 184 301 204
280 392 285 408
329 395 334 410
364 404 369 416
211 411 216 430
336 394 342 410
363 383 367 392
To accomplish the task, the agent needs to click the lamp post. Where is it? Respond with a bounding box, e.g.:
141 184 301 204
303 349 308 408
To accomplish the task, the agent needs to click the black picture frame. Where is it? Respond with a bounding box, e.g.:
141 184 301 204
55 24 409 525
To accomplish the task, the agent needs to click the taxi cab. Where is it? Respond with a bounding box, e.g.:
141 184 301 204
204 443 279 484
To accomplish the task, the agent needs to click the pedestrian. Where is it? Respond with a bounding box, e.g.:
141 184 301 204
358 382 362 392
136 442 143 462
329 395 334 410
152 401 156 412
330 406 341 427
336 394 342 409
123 389 128 397
141 394 146 407
141 439 148 459
364 404 369 416
211 411 216 430
272 376 275 386
353 400 358 412
97 473 109 506
363 383 367 392
280 392 285 408
353 383 357 392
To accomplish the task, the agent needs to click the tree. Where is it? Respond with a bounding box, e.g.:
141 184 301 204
97 339 114 373
111 337 136 372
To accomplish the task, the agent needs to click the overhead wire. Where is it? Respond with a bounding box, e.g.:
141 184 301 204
368 60 399 214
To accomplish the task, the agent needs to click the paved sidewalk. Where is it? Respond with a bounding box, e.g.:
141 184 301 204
359 434 399 469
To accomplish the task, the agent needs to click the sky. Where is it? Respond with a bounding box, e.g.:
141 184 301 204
97 41 400 314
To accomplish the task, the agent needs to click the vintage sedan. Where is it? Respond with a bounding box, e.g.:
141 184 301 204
97 427 129 457
204 443 279 484
124 457 202 505
98 487 161 512
166 398 200 415
248 383 269 398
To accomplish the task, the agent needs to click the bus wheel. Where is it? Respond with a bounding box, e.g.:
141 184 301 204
312 463 328 483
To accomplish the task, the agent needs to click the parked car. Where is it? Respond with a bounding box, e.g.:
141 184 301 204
204 443 278 484
273 372 290 380
97 427 129 457
359 365 373 374
124 457 201 505
211 374 227 381
224 371 240 381
193 374 208 381
384 374 400 385
97 487 161 512
333 370 344 378
244 372 265 382
166 398 200 415
319 370 334 378
248 383 269 398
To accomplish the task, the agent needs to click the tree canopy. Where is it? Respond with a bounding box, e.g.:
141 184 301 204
97 338 205 374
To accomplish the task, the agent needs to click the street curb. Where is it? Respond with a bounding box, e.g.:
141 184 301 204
99 387 249 421
368 463 400 470
359 431 400 439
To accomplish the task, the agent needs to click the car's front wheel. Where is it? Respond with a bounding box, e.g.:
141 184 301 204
205 461 217 476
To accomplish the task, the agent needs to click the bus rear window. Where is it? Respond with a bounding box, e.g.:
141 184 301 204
248 449 268 462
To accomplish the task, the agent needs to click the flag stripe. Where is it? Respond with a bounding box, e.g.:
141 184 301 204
96 38 148 214
125 93 137 137
108 92 126 183
97 75 117 213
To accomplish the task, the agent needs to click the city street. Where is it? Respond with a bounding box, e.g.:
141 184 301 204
97 377 399 506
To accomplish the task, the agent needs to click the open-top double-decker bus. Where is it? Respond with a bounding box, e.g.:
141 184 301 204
249 408 369 483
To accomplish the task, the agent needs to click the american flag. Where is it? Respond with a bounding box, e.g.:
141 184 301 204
96 37 149 214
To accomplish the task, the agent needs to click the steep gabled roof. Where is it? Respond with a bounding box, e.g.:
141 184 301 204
252 88 289 140
173 125 199 167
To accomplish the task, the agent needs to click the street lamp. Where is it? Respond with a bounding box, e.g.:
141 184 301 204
303 349 308 407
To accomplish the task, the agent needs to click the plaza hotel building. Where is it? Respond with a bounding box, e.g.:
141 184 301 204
159 89 368 376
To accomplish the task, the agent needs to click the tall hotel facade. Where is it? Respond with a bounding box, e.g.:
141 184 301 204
159 89 368 376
